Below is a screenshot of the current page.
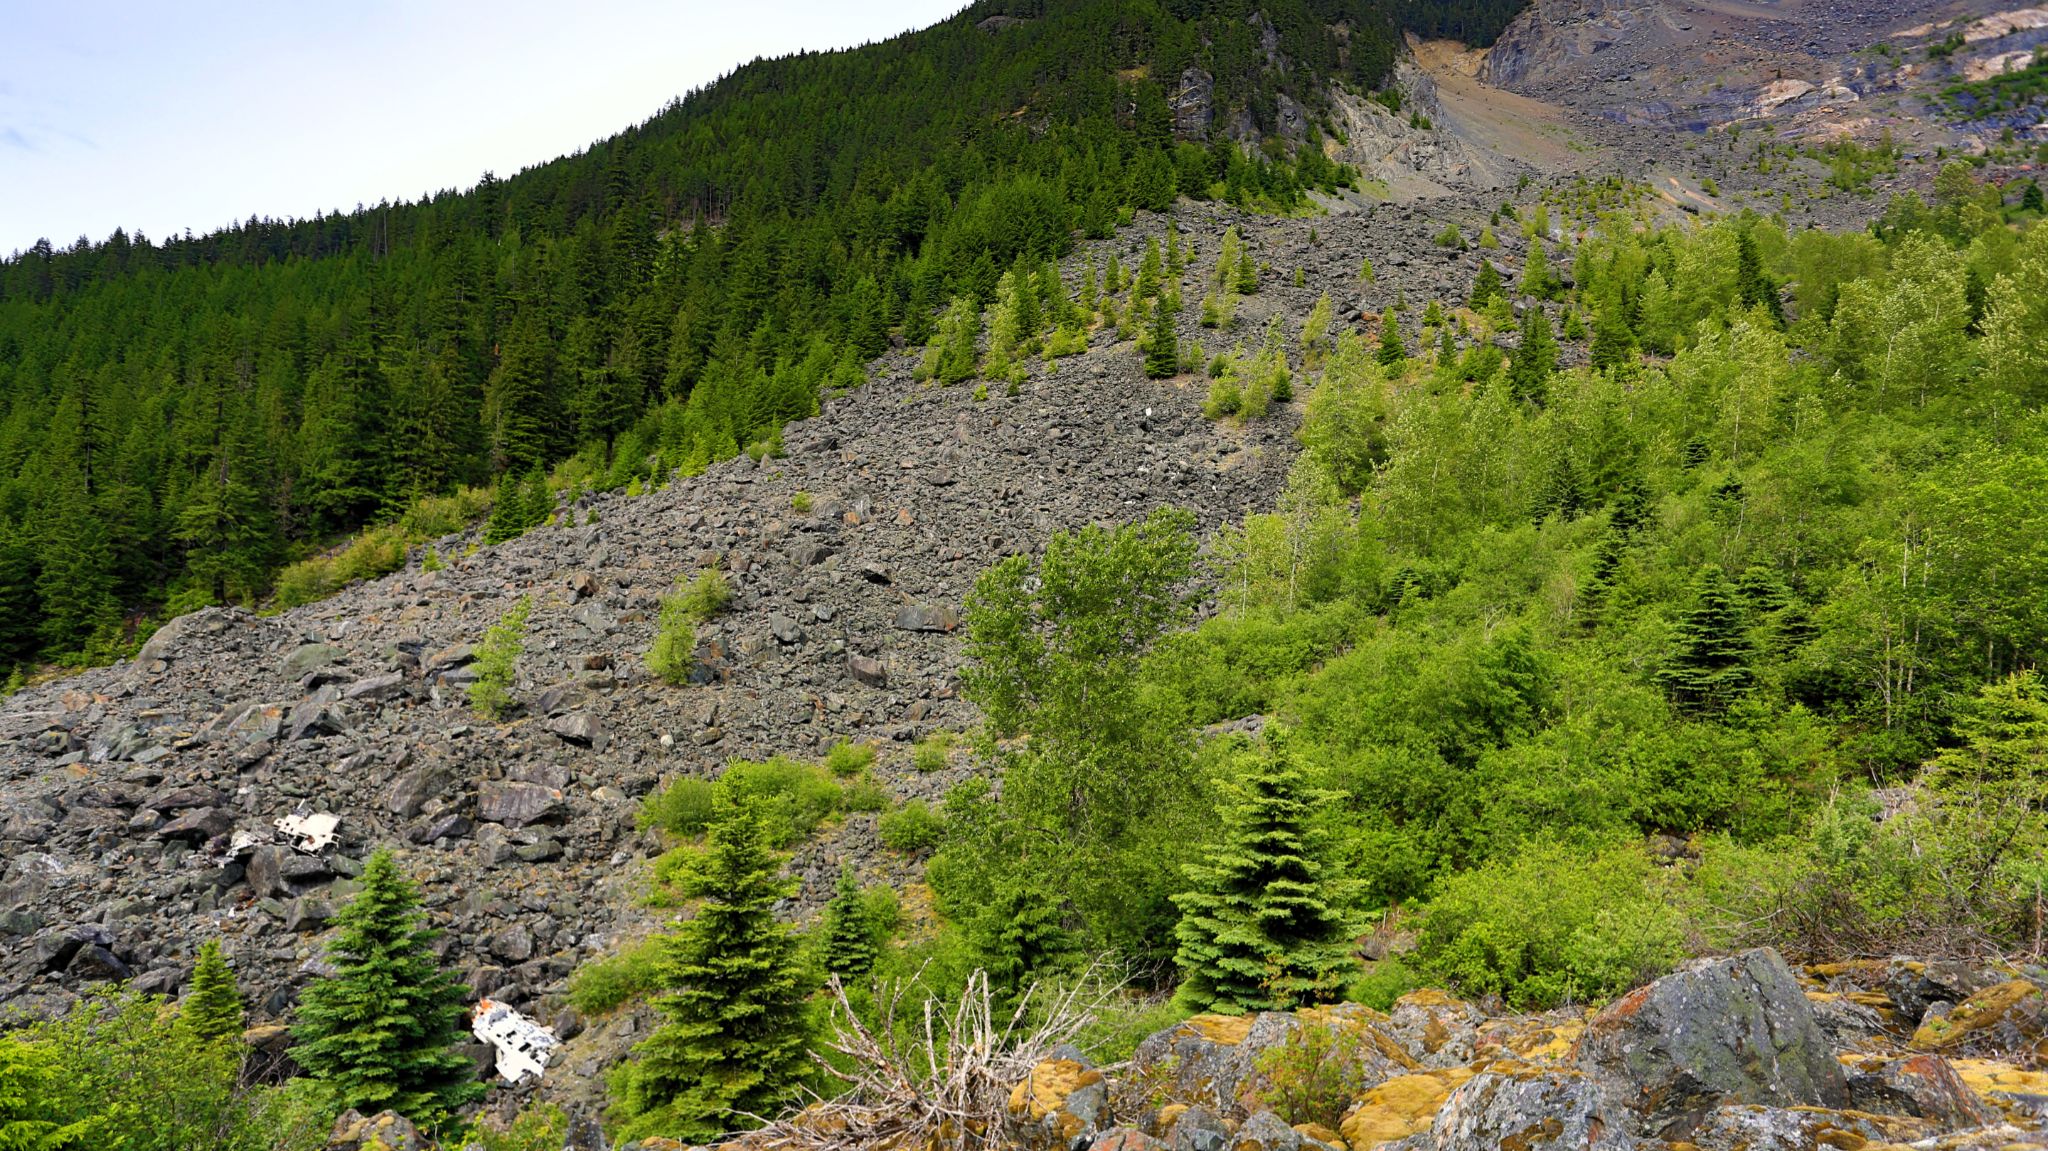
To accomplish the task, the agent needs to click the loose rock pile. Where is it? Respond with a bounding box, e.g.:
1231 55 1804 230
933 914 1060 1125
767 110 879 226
988 949 2048 1151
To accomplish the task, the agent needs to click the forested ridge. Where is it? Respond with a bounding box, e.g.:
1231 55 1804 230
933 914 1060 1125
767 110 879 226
0 0 1522 674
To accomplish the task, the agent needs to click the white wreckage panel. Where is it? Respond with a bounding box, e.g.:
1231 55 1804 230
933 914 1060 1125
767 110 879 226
472 999 560 1084
275 811 340 852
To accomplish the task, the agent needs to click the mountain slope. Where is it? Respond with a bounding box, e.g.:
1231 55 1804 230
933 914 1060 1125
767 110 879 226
0 0 1516 672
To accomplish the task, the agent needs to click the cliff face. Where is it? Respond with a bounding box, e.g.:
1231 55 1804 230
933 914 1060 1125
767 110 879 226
1474 0 2041 140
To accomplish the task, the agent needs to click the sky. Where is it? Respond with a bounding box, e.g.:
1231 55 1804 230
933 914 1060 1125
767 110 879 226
0 0 964 256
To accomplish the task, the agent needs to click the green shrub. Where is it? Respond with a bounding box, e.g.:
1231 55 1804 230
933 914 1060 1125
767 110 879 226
639 777 718 837
879 800 945 853
647 590 698 686
824 739 877 777
463 1103 571 1151
1346 957 1422 1011
1245 1021 1390 1130
912 731 955 772
567 940 665 1016
676 568 732 621
718 756 843 846
1415 839 1684 1008
791 491 813 514
842 775 890 813
468 598 531 719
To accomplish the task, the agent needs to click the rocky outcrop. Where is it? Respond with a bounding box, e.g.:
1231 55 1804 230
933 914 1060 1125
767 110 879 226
1576 949 1848 1139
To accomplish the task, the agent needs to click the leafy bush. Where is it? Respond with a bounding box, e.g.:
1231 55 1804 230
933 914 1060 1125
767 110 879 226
824 739 877 777
879 800 945 853
567 939 665 1015
468 598 531 719
463 1103 571 1151
791 491 813 514
676 568 732 620
912 731 955 772
639 777 718 837
12 988 335 1151
1245 1021 1390 1130
718 756 844 846
842 775 891 813
1415 839 1684 1008
647 594 698 686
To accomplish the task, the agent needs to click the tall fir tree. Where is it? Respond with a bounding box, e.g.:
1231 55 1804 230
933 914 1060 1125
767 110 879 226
0 522 41 671
1469 260 1504 310
483 470 527 545
973 876 1073 1008
1172 746 1355 1013
821 868 877 980
615 799 812 1144
1735 228 1784 326
1507 305 1557 404
1657 564 1755 715
1377 311 1407 369
180 939 245 1045
292 849 483 1122
1144 295 1180 379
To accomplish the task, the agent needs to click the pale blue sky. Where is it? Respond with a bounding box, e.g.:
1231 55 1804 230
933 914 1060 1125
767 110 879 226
0 1 964 255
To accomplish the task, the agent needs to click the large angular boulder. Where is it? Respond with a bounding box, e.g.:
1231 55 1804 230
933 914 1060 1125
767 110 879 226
1412 1066 1633 1151
1842 1052 1996 1128
477 781 564 826
1009 1056 1110 1151
1576 948 1848 1139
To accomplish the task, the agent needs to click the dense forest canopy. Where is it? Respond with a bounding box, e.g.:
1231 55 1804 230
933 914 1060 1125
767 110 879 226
0 0 1523 671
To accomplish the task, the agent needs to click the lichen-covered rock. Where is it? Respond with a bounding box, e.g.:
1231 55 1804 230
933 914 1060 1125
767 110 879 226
1949 1058 2048 1126
1010 1057 1111 1151
1164 1104 1231 1151
1135 1006 1416 1116
1381 990 1484 1069
1686 1104 1938 1151
324 1109 425 1151
1912 981 2046 1060
1090 1128 1166 1151
1842 1052 1997 1128
1416 1065 1633 1151
1231 1110 1300 1151
1577 947 1849 1138
1340 1068 1477 1149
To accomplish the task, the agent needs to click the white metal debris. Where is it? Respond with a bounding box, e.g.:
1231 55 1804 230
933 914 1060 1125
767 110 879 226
275 811 339 852
471 999 559 1084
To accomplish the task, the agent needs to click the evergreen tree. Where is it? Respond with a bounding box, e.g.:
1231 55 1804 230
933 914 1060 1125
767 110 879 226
1469 260 1504 310
0 524 40 671
180 939 245 1046
1173 746 1355 1013
1144 295 1180 379
1376 311 1406 369
520 466 553 529
821 868 877 980
483 470 526 546
2023 179 2046 215
36 480 121 660
1735 228 1784 326
1520 240 1554 300
1235 248 1260 295
1589 296 1638 373
1508 305 1556 403
292 849 482 1122
972 876 1073 1007
1656 564 1755 715
615 799 812 1144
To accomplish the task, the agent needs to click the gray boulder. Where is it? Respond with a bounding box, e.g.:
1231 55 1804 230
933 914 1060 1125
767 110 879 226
1577 948 1848 1139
